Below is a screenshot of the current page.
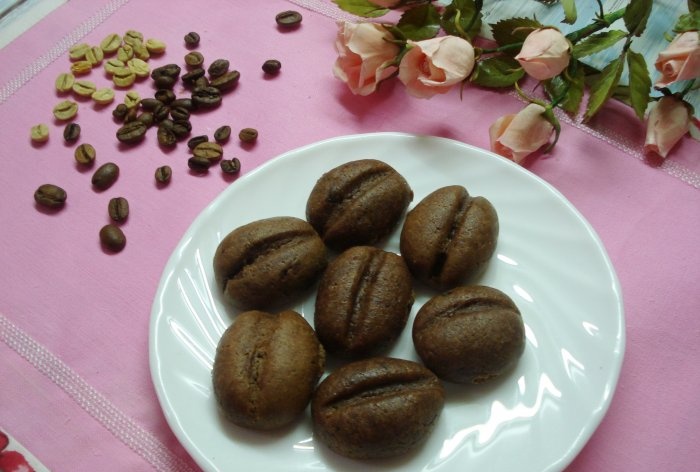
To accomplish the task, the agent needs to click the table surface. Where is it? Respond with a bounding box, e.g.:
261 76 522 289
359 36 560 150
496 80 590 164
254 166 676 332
1 1 698 471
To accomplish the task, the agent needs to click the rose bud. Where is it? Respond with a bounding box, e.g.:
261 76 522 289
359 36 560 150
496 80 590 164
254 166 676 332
489 103 554 164
333 21 400 96
515 28 571 81
398 35 476 99
644 96 691 158
654 31 700 88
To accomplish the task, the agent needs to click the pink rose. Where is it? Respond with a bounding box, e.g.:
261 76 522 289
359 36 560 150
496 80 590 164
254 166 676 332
643 96 691 158
398 35 475 98
515 28 571 81
489 103 554 163
654 31 700 87
333 21 400 96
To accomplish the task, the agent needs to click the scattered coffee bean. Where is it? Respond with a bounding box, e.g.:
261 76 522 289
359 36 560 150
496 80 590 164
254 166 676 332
184 31 200 47
170 106 190 121
116 120 147 144
100 224 126 252
140 98 161 111
137 111 155 128
30 124 50 143
238 127 258 143
124 90 141 109
262 59 281 75
184 51 204 68
209 70 240 91
220 157 241 174
151 64 181 89
171 120 192 139
74 143 96 166
191 86 222 108
100 33 122 54
187 135 209 149
117 44 134 62
104 58 125 75
193 142 223 163
112 103 129 121
155 165 172 184
188 155 211 172
63 123 81 143
207 59 229 78
72 79 97 97
108 197 129 222
53 100 79 121
171 98 194 111
155 88 176 104
112 66 137 87
123 29 143 46
70 60 92 75
276 10 303 28
157 125 177 147
193 76 209 89
55 72 75 93
92 162 120 190
92 87 115 105
34 184 66 209
145 38 167 54
69 43 90 60
181 68 205 85
214 125 231 143
153 104 170 122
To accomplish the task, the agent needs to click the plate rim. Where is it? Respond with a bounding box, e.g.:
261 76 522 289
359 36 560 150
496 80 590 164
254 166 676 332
149 132 626 472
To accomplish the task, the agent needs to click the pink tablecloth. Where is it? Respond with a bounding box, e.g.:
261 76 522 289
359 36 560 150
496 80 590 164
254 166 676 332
0 1 698 471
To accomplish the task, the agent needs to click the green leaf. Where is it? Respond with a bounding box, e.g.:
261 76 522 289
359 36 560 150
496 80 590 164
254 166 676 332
547 66 586 116
584 56 625 121
674 11 700 32
627 49 651 121
561 0 577 25
470 55 525 88
689 0 700 12
441 0 483 40
623 0 652 36
572 30 627 58
490 17 544 48
332 0 389 18
396 3 441 41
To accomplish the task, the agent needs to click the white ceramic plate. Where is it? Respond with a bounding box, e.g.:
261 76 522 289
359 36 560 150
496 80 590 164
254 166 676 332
150 133 625 472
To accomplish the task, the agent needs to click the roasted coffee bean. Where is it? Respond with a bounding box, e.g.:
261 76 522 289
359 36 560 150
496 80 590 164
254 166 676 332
181 68 205 84
188 155 211 172
159 118 174 130
207 59 229 78
209 70 240 91
169 106 190 121
238 127 258 143
262 59 281 74
124 106 138 123
220 157 240 174
63 123 81 143
157 125 177 147
92 162 119 190
151 63 181 79
112 103 129 121
108 197 129 222
171 98 194 111
154 75 177 89
140 98 162 111
191 86 222 108
74 143 96 165
184 51 204 68
100 224 126 252
184 31 200 47
214 125 231 143
171 120 192 139
116 120 147 144
193 142 223 162
193 76 209 89
155 89 176 104
137 111 154 128
275 10 302 27
155 165 172 184
153 104 170 122
187 135 209 149
34 184 67 209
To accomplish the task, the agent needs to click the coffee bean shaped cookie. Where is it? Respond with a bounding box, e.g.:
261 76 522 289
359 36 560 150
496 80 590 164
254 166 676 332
311 357 444 459
400 185 498 290
213 216 327 309
306 159 413 251
412 285 525 384
314 246 414 358
213 310 326 430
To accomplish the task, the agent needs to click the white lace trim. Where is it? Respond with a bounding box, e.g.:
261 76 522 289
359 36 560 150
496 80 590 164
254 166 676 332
0 313 197 472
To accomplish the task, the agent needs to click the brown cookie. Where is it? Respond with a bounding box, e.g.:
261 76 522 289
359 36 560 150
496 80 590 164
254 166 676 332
412 285 525 384
213 216 327 309
314 246 414 358
400 185 498 290
311 357 444 459
212 309 326 430
306 159 413 251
